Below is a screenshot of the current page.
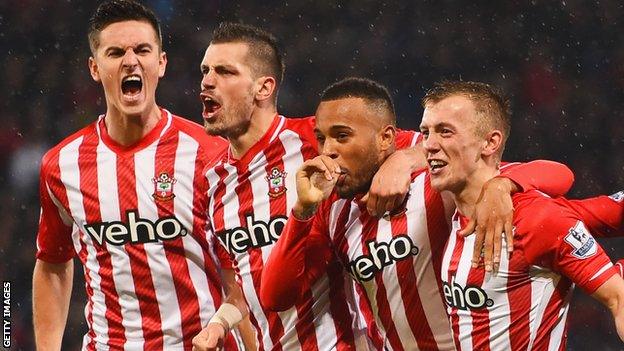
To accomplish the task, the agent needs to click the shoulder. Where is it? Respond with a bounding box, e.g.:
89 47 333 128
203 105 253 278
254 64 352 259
41 122 97 175
282 115 316 141
170 114 228 158
513 191 579 235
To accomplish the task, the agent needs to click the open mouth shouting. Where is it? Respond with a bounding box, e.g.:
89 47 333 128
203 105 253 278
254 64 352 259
428 159 448 175
200 93 222 121
121 74 143 102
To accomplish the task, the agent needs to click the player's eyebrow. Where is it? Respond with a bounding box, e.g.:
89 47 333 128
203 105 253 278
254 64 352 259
103 42 153 55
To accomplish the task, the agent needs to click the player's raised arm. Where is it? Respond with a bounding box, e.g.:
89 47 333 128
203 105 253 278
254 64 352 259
563 190 624 237
363 131 425 218
260 156 337 311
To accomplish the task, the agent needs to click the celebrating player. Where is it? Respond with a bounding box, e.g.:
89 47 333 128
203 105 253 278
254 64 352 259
420 80 624 350
32 1 252 350
259 77 575 350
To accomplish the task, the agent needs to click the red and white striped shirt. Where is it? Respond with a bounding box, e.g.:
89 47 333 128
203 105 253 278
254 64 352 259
265 171 454 351
260 161 577 351
206 115 392 351
36 109 233 350
441 190 618 351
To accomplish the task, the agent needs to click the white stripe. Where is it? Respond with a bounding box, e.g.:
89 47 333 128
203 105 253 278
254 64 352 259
247 153 300 350
406 175 454 349
159 109 173 138
175 132 217 327
96 140 144 349
454 227 475 350
219 163 276 351
279 131 305 227
526 267 560 350
484 238 511 349
59 137 110 348
268 115 286 143
377 215 420 349
281 130 340 349
590 262 614 281
546 289 572 350
134 141 183 348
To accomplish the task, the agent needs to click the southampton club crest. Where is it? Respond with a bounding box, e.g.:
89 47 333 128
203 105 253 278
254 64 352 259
152 172 177 201
266 167 287 198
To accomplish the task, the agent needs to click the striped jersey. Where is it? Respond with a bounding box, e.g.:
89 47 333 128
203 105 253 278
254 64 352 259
441 190 618 351
206 114 420 350
36 109 233 350
260 161 579 351
290 171 454 350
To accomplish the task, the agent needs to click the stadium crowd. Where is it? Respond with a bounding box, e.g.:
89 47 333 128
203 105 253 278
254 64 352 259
1 0 623 349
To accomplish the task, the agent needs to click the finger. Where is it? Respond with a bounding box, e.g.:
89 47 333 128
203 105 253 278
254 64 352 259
366 193 379 217
483 222 495 272
504 220 514 255
374 196 391 218
460 218 476 237
471 223 485 268
380 195 401 219
492 220 504 273
360 193 369 205
318 155 341 179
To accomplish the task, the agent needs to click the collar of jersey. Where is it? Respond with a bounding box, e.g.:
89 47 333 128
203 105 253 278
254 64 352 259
97 108 170 156
226 113 283 166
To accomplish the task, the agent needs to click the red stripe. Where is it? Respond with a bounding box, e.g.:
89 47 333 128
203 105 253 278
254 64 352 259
192 148 224 314
79 132 127 348
358 211 403 351
445 219 465 351
115 154 163 349
324 201 359 351
390 211 439 350
262 139 297 350
465 263 490 350
424 174 449 288
230 163 286 350
506 253 533 349
154 128 202 349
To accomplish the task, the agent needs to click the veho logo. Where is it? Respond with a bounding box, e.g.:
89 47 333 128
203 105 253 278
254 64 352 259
84 210 188 246
442 277 493 310
217 215 287 254
349 235 419 282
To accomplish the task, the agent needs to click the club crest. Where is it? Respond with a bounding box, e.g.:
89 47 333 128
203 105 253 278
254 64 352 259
152 172 177 201
266 167 287 198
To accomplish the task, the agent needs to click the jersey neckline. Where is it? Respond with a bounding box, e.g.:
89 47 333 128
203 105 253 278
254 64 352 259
96 108 172 156
226 113 283 167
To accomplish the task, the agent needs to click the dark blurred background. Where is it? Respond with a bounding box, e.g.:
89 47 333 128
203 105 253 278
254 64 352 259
1 0 623 349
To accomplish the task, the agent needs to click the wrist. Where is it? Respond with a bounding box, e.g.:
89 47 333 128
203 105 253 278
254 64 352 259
293 201 318 220
208 302 244 333
491 176 519 194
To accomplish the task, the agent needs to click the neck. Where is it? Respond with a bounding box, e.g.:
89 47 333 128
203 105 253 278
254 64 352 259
228 106 277 159
104 104 162 146
452 161 500 218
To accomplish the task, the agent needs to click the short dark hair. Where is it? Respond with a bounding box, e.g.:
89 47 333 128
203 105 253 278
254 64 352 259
422 80 511 155
320 77 396 125
211 22 285 86
88 0 162 54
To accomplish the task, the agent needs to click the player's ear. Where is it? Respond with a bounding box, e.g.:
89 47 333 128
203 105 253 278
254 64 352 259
88 56 101 82
158 51 167 78
255 76 277 103
482 129 503 157
379 124 396 152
